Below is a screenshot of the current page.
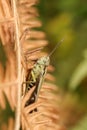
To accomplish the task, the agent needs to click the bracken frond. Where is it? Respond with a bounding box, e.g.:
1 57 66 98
0 0 65 130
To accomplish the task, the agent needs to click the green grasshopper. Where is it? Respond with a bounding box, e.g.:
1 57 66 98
24 39 64 112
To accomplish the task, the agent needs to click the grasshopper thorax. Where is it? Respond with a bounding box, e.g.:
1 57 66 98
37 56 50 66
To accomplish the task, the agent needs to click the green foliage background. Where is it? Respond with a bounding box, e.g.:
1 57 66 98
38 0 87 129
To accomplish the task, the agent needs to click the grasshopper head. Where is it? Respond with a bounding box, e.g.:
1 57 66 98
37 56 50 66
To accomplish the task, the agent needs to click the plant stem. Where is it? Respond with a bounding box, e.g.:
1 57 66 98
11 0 21 130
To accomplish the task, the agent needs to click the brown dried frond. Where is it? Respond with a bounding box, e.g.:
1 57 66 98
0 0 64 130
0 44 17 110
21 86 50 130
18 0 48 51
37 83 60 130
18 0 63 129
0 0 17 110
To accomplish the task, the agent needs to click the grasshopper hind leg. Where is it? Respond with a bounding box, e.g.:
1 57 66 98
22 77 38 113
25 91 38 113
23 82 38 113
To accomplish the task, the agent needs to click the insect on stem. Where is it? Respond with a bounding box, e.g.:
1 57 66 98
23 38 64 113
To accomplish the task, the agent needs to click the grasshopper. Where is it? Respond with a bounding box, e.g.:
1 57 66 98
23 39 64 112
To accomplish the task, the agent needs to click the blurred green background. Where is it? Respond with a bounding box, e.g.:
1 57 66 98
38 0 87 130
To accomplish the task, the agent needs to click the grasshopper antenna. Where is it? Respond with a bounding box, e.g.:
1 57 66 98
48 38 64 57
